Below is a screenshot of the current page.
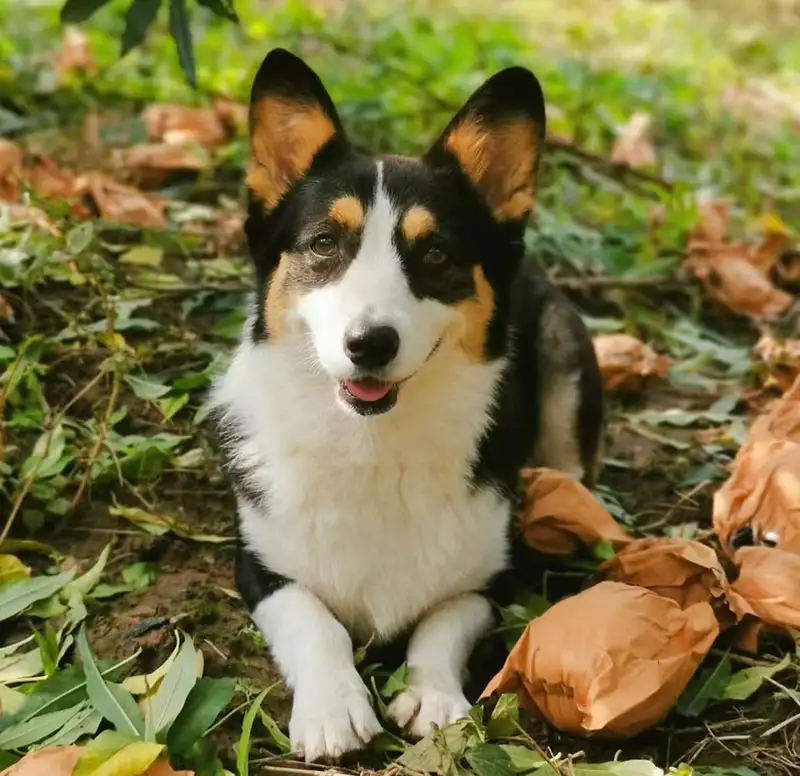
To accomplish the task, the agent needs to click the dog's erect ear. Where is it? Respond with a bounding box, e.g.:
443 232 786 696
425 67 546 222
247 48 346 210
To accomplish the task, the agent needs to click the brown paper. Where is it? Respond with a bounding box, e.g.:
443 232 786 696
481 581 719 738
731 546 800 631
713 375 800 554
598 538 729 609
519 468 632 555
592 334 670 394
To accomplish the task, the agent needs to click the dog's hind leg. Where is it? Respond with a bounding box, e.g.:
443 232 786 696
531 294 604 488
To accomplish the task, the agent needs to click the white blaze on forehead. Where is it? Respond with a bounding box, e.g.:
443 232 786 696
296 161 456 381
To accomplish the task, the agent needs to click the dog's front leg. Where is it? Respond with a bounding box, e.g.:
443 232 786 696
252 583 384 761
388 592 492 738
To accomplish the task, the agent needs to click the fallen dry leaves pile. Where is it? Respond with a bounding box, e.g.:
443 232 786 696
685 199 793 319
483 448 800 738
0 27 247 234
592 333 670 394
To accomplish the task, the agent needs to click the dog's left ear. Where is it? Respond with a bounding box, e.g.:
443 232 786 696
425 67 546 222
247 48 346 210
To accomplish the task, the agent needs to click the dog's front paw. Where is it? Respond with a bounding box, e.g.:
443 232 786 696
290 672 384 762
387 685 472 739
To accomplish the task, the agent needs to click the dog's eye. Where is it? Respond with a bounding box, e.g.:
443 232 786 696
310 234 337 257
424 247 446 265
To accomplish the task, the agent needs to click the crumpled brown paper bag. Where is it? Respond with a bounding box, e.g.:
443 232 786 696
598 538 729 609
481 581 719 738
731 546 800 631
592 334 670 394
713 375 800 554
519 469 632 555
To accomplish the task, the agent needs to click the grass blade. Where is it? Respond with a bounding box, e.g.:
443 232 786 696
77 624 144 738
236 687 269 776
168 0 196 87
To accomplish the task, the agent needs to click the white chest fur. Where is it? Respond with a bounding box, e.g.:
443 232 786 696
212 337 510 641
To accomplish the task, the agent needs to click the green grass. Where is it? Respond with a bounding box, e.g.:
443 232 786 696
1 0 800 774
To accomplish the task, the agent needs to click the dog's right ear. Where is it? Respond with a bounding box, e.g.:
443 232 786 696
247 49 346 210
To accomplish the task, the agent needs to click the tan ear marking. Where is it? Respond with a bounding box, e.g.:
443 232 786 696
456 266 496 362
445 116 538 222
328 196 365 230
247 96 336 209
401 205 436 241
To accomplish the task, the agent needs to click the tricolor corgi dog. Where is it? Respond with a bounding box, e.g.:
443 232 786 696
211 49 604 763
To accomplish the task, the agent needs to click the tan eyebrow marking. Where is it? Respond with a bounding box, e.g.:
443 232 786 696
328 196 365 230
401 205 436 241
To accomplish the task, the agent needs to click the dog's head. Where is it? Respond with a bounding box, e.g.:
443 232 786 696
245 49 546 417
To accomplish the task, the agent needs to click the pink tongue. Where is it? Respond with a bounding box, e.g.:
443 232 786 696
345 380 392 402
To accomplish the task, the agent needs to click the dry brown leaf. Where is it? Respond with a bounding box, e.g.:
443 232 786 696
593 334 670 394
731 546 800 631
1 203 58 235
212 96 249 133
753 334 800 394
24 155 78 200
713 375 800 555
0 746 81 776
77 172 166 230
115 143 210 189
53 26 97 79
518 468 632 555
481 581 719 738
686 199 792 319
142 104 228 148
609 112 657 169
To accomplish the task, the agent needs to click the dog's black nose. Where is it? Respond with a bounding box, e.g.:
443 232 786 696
344 325 400 368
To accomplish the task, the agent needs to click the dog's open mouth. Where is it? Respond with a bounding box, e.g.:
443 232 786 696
338 378 398 416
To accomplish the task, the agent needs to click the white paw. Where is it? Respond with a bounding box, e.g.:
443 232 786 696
387 685 472 739
290 672 384 762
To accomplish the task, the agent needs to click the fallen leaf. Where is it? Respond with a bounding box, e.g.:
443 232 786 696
481 581 719 738
713 374 800 554
24 155 78 199
142 104 228 148
685 199 792 320
115 144 210 188
0 554 29 584
0 746 81 776
0 139 23 178
598 538 730 611
53 26 98 79
593 334 670 394
2 203 59 235
77 172 166 230
753 335 800 394
518 468 632 555
211 96 248 133
610 112 657 169
731 546 800 631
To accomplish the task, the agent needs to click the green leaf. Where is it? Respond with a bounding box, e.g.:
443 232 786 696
676 653 731 717
167 676 236 755
126 375 171 400
499 745 551 774
64 543 112 598
60 0 113 22
20 423 68 479
486 693 519 739
572 761 665 776
380 664 408 700
160 392 189 420
148 633 199 738
169 0 196 87
257 707 291 754
0 702 86 749
721 655 790 701
0 568 76 622
121 0 163 56
236 687 269 776
65 222 95 254
73 730 137 776
77 624 145 737
465 743 518 776
196 0 238 21
39 706 102 747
